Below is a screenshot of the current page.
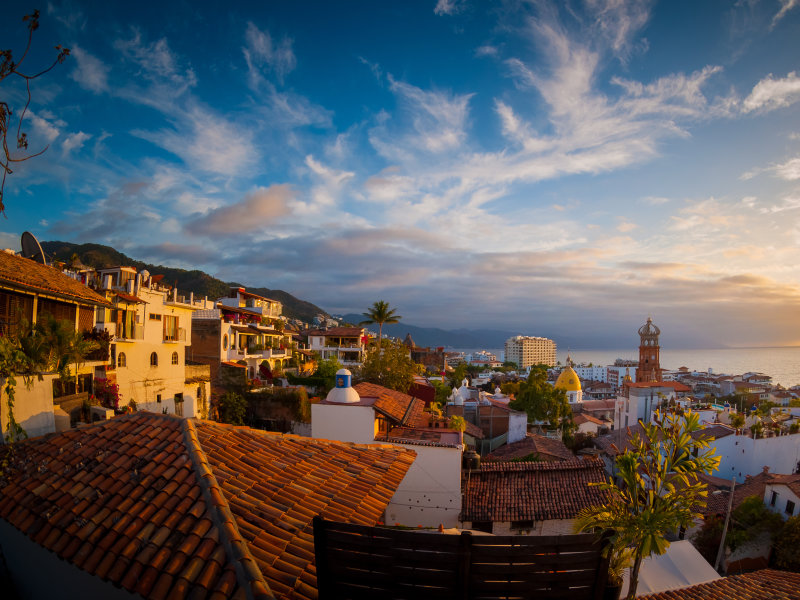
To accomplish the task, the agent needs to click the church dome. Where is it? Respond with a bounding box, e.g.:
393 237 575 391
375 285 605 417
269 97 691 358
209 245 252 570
638 317 661 337
555 366 581 392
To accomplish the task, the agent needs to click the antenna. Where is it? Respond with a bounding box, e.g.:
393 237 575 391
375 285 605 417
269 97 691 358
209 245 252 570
20 231 47 265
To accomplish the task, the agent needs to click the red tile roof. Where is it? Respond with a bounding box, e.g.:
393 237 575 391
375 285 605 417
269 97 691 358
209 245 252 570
115 291 146 304
639 569 800 600
0 251 110 307
353 382 426 427
698 471 778 516
0 412 415 600
484 433 575 462
304 327 364 337
627 381 691 392
461 457 607 522
376 426 462 448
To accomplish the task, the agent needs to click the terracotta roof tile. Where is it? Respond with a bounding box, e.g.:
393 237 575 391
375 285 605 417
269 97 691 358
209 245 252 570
0 411 415 600
484 433 575 462
0 250 110 306
640 569 800 599
353 381 425 426
461 457 608 522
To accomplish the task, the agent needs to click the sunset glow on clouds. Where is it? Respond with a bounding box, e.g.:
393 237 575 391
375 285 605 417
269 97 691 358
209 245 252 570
2 1 800 348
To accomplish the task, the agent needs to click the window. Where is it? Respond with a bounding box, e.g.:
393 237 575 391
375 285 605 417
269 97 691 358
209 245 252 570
156 394 161 403
471 521 493 534
163 315 180 341
787 500 796 516
511 520 534 530
174 393 184 417
771 491 778 506
150 352 158 367
149 313 162 320
222 334 228 350
118 352 126 368
171 351 179 365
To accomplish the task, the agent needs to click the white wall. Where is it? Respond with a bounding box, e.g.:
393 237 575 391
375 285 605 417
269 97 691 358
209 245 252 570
508 411 528 444
385 444 462 528
712 433 800 482
463 519 575 536
311 403 377 444
764 483 800 518
1 374 57 442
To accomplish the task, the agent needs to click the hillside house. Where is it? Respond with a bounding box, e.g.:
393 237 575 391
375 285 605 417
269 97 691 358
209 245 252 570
303 326 366 367
0 250 111 440
91 267 211 418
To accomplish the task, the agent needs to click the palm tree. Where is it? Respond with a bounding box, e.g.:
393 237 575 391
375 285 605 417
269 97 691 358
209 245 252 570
360 301 401 346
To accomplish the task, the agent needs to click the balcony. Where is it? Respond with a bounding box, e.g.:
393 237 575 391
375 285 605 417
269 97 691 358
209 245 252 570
163 327 186 343
117 324 144 341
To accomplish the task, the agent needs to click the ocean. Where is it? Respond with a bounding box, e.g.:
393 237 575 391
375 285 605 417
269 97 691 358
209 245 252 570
452 347 800 389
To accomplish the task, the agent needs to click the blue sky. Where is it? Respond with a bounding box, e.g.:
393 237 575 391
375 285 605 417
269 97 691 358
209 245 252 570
2 0 800 349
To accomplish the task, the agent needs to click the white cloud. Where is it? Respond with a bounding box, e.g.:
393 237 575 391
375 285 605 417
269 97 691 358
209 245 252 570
742 72 800 113
188 185 294 235
115 30 197 92
434 0 464 16
772 0 799 27
760 195 800 213
585 0 653 61
775 157 800 180
475 45 499 58
132 105 257 177
69 46 109 93
243 22 296 87
61 131 91 155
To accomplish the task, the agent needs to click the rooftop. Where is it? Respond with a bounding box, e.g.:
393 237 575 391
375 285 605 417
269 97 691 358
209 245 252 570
461 458 607 522
353 382 426 427
0 412 415 599
484 433 574 462
0 251 110 307
639 569 800 600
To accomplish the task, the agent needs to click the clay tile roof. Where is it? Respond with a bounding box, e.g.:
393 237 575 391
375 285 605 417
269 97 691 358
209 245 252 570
0 251 110 307
353 382 425 426
698 471 777 516
304 327 363 337
639 569 800 600
484 433 575 462
376 426 462 448
461 457 607 522
573 413 606 426
0 412 415 600
115 292 146 304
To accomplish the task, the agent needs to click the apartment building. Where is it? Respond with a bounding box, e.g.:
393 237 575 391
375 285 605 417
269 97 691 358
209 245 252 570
504 335 557 369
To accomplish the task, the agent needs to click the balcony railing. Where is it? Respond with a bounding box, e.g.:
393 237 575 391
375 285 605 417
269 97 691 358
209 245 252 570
117 324 144 341
163 327 186 343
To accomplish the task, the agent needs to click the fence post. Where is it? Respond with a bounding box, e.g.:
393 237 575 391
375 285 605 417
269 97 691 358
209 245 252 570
458 530 472 600
313 516 330 599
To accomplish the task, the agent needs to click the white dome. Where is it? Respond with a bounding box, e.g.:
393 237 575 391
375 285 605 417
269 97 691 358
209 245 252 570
325 369 360 404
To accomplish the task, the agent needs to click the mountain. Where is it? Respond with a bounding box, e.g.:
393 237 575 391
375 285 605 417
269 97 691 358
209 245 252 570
338 313 518 349
41 241 330 324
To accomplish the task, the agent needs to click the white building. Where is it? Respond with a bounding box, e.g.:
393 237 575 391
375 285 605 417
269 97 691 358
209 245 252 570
305 326 366 367
504 335 556 369
712 432 800 483
94 267 211 418
764 475 800 519
615 381 691 430
573 364 608 382
311 371 463 527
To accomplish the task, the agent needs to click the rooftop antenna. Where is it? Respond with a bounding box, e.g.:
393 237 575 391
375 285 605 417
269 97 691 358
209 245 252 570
20 231 47 265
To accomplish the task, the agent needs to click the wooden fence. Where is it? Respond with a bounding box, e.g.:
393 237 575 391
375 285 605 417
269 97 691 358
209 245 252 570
313 517 610 600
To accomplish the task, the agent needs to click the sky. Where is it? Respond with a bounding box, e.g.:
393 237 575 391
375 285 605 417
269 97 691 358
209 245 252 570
1 0 800 349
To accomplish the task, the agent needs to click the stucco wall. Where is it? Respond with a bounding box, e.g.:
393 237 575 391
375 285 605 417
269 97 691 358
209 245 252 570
713 433 800 482
0 373 57 442
385 444 462 528
0 519 138 600
311 403 377 444
508 411 528 444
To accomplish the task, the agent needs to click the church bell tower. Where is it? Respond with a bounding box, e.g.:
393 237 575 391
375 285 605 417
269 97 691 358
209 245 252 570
636 317 662 382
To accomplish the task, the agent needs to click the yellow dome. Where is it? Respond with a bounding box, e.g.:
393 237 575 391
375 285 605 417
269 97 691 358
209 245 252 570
555 366 581 392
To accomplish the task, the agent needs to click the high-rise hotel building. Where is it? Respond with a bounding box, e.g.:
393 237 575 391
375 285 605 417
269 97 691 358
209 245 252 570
504 335 557 369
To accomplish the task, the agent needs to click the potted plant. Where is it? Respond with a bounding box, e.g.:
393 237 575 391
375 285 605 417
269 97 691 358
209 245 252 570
604 542 633 600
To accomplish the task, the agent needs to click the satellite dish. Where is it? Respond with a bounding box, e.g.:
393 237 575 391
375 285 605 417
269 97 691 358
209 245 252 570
20 231 47 265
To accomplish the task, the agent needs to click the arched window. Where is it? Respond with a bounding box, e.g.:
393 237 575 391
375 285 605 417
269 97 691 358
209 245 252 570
172 351 179 365
222 334 228 350
150 352 158 367
118 352 126 368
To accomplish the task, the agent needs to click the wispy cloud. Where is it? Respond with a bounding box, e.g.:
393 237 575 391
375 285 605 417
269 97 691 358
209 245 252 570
69 46 109 93
243 22 297 87
772 0 799 27
434 0 464 16
742 72 800 113
585 0 653 61
61 131 91 155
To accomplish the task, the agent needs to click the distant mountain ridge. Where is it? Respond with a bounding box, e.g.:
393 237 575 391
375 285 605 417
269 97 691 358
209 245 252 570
41 241 330 324
338 313 519 349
